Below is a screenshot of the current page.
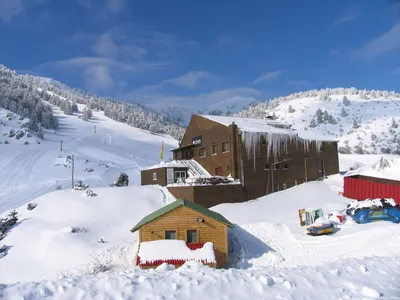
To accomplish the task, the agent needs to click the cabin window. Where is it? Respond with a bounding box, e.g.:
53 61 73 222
199 147 206 158
283 164 289 170
264 164 270 170
187 230 198 243
152 172 157 180
274 164 280 170
211 144 217 155
222 142 230 153
165 230 176 239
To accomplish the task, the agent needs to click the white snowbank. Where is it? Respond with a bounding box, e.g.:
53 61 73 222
347 198 397 210
138 240 216 264
0 185 173 284
1 256 399 299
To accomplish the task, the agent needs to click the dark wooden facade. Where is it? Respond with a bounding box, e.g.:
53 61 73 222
141 167 187 186
171 115 339 200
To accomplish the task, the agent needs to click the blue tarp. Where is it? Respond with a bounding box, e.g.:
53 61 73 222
350 206 400 224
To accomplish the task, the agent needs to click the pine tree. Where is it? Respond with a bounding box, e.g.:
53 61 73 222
353 119 360 129
309 119 317 128
315 109 324 124
288 105 295 113
391 118 398 129
114 172 129 187
342 96 350 106
340 107 348 117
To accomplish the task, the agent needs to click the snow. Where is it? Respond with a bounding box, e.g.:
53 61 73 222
1 108 400 298
0 106 178 213
347 198 398 211
0 185 175 283
147 160 187 170
138 240 216 264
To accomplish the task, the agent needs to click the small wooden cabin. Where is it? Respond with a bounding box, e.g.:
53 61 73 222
131 199 235 268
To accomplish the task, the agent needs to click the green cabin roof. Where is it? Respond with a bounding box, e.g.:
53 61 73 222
131 199 235 232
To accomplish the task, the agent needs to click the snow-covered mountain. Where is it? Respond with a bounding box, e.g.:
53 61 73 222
0 65 185 139
235 88 400 154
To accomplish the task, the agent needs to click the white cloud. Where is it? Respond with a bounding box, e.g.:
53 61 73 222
162 71 216 89
124 86 262 111
93 33 119 58
0 0 24 23
217 34 248 50
78 0 125 14
253 70 286 84
335 13 357 25
106 0 125 14
84 65 114 90
353 22 400 60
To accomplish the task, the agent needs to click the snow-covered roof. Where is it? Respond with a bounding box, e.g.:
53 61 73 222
146 161 187 170
201 115 294 134
138 240 216 264
200 115 336 142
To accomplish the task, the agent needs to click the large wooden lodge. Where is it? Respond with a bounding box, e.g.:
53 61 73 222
141 114 339 207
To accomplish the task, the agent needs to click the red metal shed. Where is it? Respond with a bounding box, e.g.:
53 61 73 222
343 174 400 205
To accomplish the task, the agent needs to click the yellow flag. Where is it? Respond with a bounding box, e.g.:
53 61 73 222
160 140 164 161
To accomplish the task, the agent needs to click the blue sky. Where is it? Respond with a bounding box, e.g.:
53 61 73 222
1 0 400 110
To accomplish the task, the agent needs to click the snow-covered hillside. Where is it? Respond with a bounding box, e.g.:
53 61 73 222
0 155 399 299
0 106 178 213
236 88 400 154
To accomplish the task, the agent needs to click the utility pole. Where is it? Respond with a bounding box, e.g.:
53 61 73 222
60 140 63 152
94 125 96 134
71 154 75 189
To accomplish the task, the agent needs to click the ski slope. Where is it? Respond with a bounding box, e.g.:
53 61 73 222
0 105 178 213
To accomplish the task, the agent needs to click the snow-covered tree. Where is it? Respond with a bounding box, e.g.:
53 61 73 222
309 119 317 128
391 118 398 129
288 105 295 113
352 119 360 129
342 96 350 106
114 172 129 187
340 107 348 117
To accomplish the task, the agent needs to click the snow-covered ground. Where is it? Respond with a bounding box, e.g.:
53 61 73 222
0 106 178 213
0 155 399 298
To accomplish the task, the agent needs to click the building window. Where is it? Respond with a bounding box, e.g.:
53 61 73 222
153 172 157 180
215 167 223 176
177 151 182 160
199 147 206 158
283 164 289 170
175 171 186 182
222 142 230 153
260 135 267 146
187 230 198 243
211 144 217 155
274 164 280 170
264 164 270 170
165 230 176 239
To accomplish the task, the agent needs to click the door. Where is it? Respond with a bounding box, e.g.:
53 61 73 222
318 160 325 177
215 167 223 176
167 168 174 184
